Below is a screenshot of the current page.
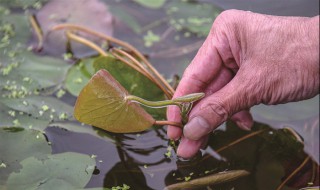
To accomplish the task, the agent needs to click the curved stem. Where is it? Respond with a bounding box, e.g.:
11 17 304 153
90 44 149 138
154 120 183 128
50 24 174 98
29 15 43 51
111 48 172 98
216 129 268 153
276 156 310 190
126 95 180 108
66 31 108 56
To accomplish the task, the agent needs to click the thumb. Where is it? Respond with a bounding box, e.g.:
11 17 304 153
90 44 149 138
183 70 256 140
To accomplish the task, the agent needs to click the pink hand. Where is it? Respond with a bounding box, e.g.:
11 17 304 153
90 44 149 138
167 10 319 158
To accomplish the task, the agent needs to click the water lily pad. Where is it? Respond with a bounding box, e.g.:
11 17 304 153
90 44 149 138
0 128 51 186
133 0 166 9
0 102 50 129
0 0 47 9
0 13 71 96
0 13 30 52
93 56 166 119
7 152 96 190
65 58 95 96
74 69 155 133
0 95 73 122
166 1 222 36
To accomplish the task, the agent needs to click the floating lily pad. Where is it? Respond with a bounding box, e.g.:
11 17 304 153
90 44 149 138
0 128 51 186
65 58 95 96
7 152 96 190
74 69 155 133
133 0 166 9
0 14 71 96
0 0 47 9
93 56 166 120
166 1 222 36
0 95 73 122
0 102 50 129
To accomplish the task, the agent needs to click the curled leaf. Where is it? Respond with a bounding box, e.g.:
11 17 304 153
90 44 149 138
164 170 250 190
74 69 155 133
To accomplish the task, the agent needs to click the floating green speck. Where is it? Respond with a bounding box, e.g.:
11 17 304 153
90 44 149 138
59 113 68 120
184 176 191 181
13 119 21 127
56 89 66 98
0 162 7 168
42 105 49 111
8 110 15 117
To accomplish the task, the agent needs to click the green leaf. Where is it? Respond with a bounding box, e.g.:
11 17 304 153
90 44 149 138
0 128 51 186
133 0 166 9
166 1 222 36
0 102 50 130
0 95 73 122
0 0 47 9
7 152 96 190
65 58 95 96
93 56 166 120
74 69 155 133
0 14 30 51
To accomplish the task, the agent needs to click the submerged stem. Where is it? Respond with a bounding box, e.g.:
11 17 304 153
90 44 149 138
276 156 310 190
216 129 268 153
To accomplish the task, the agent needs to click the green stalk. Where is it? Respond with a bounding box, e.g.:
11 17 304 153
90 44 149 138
126 95 181 108
125 92 205 108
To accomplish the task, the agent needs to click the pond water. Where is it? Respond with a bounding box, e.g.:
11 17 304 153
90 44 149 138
0 0 319 190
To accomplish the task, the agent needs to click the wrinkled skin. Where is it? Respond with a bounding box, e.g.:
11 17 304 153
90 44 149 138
167 10 319 158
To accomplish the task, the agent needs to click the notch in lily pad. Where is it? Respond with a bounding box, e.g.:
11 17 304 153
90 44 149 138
74 69 204 133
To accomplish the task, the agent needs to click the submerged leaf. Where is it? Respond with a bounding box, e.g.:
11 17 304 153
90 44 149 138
36 0 114 57
7 152 95 190
164 170 250 190
74 69 155 133
0 128 51 186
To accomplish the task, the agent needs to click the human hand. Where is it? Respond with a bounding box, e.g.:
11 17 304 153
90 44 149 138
167 10 319 158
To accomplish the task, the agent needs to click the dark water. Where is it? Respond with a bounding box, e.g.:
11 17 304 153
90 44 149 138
2 0 318 189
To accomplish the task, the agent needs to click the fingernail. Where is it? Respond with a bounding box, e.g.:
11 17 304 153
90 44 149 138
236 121 251 131
184 116 211 140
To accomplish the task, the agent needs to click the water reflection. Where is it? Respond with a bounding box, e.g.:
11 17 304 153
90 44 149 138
45 120 318 189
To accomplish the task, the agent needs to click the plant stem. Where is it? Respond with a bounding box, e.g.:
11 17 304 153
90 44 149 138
110 48 172 98
126 95 180 108
50 24 174 98
66 31 108 56
154 120 183 128
276 156 310 190
29 15 43 51
216 129 268 153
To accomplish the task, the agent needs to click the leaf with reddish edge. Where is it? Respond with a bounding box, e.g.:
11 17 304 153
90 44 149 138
74 69 155 133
